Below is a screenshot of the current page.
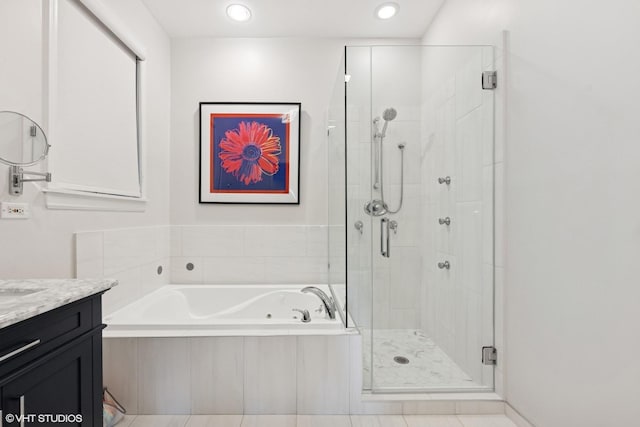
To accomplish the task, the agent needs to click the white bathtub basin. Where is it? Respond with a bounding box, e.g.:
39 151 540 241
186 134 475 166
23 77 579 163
104 284 353 337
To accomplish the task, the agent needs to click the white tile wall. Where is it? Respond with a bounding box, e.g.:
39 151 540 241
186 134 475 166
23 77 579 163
296 336 350 414
243 336 297 414
138 338 191 414
103 333 505 416
75 226 170 315
171 225 328 285
190 338 244 414
103 338 139 414
420 45 498 391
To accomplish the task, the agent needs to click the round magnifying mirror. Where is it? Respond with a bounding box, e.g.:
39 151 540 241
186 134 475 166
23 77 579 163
0 111 49 166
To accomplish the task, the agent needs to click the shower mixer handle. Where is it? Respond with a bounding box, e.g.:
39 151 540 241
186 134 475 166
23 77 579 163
438 217 451 226
381 218 391 258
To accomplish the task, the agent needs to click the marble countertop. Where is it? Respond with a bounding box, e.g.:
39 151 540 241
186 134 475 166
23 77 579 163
0 278 117 330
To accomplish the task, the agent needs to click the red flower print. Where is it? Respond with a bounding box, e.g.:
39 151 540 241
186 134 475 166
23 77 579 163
218 121 282 185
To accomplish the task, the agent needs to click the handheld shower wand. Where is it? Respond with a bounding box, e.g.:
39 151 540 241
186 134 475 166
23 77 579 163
378 108 404 214
365 107 404 216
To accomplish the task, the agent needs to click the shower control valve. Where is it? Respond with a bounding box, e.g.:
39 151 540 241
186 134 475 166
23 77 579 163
389 220 398 234
438 176 451 185
438 217 451 226
438 261 451 270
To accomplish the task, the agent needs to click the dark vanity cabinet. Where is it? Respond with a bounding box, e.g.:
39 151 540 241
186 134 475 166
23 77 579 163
0 294 104 426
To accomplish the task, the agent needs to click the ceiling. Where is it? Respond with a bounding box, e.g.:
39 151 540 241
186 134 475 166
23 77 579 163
140 0 445 39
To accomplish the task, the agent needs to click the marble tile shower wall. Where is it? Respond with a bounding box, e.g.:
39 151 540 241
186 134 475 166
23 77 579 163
75 226 171 315
420 48 498 387
170 225 328 284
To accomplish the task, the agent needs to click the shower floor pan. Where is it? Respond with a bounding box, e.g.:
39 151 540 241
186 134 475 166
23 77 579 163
362 329 490 392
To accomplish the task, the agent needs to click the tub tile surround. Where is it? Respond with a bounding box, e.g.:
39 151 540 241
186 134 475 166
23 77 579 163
104 334 506 416
172 225 328 285
76 226 171 314
76 225 328 315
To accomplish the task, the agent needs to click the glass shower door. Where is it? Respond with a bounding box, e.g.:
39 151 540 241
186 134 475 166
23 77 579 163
346 45 496 393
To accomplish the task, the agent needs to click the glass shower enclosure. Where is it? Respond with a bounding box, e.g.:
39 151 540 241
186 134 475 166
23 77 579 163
328 45 496 393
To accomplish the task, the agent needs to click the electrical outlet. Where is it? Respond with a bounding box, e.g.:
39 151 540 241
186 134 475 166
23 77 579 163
0 202 31 219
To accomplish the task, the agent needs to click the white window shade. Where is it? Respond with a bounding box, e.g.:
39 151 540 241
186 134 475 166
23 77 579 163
48 0 141 198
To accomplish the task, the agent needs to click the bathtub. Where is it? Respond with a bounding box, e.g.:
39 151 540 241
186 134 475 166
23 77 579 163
103 284 352 337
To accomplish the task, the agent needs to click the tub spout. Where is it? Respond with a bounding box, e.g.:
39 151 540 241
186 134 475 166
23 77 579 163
301 286 336 320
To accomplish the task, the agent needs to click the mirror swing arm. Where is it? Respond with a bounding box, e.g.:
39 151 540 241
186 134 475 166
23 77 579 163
9 166 52 196
0 111 52 196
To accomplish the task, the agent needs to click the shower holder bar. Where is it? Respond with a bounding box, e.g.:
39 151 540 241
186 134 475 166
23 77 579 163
438 217 451 226
438 176 451 185
438 261 450 270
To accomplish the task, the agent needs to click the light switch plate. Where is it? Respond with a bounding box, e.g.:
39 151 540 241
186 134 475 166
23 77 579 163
0 202 31 219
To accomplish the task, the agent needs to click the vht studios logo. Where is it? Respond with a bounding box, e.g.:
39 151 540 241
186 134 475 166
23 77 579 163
4 413 83 424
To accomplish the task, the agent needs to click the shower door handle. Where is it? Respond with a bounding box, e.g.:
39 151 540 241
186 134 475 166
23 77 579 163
380 218 390 258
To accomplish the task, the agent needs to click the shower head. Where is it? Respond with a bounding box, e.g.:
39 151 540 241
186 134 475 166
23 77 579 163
380 107 397 137
383 108 397 122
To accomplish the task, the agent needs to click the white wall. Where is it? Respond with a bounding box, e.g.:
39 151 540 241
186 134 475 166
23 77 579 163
423 1 640 426
0 0 171 279
170 37 346 226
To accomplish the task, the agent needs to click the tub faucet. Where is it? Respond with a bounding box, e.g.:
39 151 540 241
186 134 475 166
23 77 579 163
301 286 336 320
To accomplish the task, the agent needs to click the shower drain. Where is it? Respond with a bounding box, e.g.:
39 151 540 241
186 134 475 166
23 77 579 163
393 356 410 365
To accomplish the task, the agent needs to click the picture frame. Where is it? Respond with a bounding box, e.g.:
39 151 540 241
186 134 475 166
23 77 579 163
199 102 301 204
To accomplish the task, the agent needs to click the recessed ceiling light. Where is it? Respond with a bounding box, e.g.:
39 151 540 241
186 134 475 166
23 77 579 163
375 2 399 20
226 4 252 22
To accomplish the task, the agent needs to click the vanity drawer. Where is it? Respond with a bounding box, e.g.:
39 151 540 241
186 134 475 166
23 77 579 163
0 294 102 379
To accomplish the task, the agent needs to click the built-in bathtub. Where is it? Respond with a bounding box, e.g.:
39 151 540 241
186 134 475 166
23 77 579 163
103 284 351 337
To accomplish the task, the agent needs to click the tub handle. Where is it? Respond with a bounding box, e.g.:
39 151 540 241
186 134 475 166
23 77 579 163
292 309 311 323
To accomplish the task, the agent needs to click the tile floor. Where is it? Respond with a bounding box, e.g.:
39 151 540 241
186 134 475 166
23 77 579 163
362 330 480 390
118 414 517 427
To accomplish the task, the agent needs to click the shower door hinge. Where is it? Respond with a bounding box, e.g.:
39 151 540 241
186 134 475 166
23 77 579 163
482 346 497 365
482 71 497 90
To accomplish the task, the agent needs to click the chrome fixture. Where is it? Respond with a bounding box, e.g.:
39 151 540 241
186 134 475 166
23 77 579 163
9 166 51 196
354 220 364 234
389 220 398 234
0 111 52 196
438 176 451 185
438 261 451 270
366 108 405 216
292 308 311 323
301 287 336 320
372 117 381 189
380 218 391 258
364 199 387 216
438 217 451 226
482 71 497 90
371 109 397 190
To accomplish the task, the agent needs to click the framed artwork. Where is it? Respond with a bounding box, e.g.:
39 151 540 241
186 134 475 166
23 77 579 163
199 102 301 204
